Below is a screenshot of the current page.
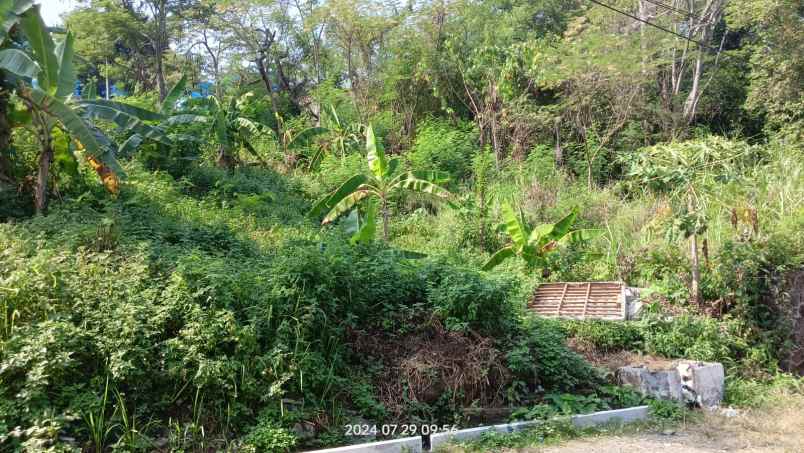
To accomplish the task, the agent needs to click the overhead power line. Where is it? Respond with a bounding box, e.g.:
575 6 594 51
585 0 713 49
640 0 701 20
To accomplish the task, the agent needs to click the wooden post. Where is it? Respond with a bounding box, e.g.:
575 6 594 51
582 282 592 319
557 283 568 317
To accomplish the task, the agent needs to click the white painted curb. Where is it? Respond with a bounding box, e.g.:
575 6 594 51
429 426 491 451
571 405 650 428
304 405 650 452
303 436 422 453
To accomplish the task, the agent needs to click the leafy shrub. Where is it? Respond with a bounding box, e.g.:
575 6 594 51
648 399 687 421
408 118 478 182
562 320 644 353
544 393 609 415
349 382 388 422
510 404 557 421
425 262 518 334
595 385 647 409
619 136 763 196
724 373 804 407
508 317 602 392
303 153 365 199
244 417 297 453
639 314 738 365
0 163 554 448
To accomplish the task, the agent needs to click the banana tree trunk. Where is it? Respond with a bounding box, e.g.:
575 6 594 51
0 91 12 184
381 197 389 242
216 144 235 169
0 153 11 184
34 142 53 215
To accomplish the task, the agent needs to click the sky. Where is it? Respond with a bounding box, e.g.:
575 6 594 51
41 0 78 26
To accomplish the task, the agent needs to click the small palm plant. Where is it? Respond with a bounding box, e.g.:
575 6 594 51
309 125 451 240
482 204 599 271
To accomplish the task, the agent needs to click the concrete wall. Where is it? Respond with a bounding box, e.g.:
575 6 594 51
617 361 724 408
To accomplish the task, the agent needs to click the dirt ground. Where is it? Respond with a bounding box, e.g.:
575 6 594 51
531 398 804 453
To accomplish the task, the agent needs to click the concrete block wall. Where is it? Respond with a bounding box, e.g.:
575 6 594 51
618 361 725 408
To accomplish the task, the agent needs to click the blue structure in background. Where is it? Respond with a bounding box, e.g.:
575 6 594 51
190 81 214 99
73 79 128 99
110 85 128 97
72 78 209 99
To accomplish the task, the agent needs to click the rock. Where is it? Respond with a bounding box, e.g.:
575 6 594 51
719 407 740 418
294 422 317 440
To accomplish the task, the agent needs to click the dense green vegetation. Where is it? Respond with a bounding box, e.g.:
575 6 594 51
0 0 802 451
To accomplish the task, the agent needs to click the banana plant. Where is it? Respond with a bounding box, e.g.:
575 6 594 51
342 201 377 245
214 95 269 168
0 4 123 214
273 112 328 170
309 125 451 241
308 104 361 168
482 204 600 271
181 93 271 168
80 82 269 169
77 74 186 149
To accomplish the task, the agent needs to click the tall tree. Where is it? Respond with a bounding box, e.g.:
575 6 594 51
105 0 196 100
215 0 298 119
312 0 398 118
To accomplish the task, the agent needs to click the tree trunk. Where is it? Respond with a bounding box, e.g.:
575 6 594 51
682 49 704 122
681 0 724 123
688 195 702 307
478 185 486 250
586 158 594 190
200 31 222 99
690 231 702 307
0 90 13 185
554 118 563 167
34 142 53 215
216 144 235 169
155 39 167 101
256 55 280 122
155 3 168 101
381 197 389 241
